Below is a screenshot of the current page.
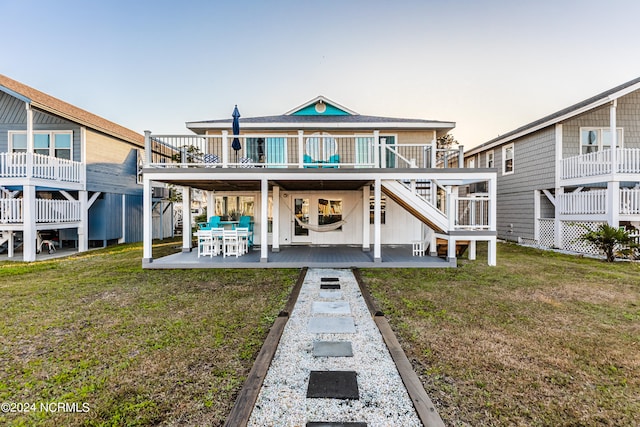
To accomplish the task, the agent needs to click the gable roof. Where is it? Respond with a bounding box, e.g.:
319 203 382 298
0 74 144 147
466 76 640 156
186 96 455 134
284 95 358 116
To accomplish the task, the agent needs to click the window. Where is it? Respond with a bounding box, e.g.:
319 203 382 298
580 127 623 154
369 195 386 224
467 156 475 168
318 198 342 230
486 150 494 168
503 144 514 175
9 131 73 159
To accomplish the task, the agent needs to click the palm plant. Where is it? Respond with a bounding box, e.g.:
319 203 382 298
579 224 638 262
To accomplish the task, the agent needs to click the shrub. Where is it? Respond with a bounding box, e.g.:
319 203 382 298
580 224 638 262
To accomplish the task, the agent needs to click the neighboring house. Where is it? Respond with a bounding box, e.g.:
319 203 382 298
141 96 497 267
465 77 640 255
0 74 172 261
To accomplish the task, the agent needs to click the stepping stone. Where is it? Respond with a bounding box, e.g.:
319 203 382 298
313 341 353 357
319 291 342 299
307 423 367 427
321 277 340 282
307 371 359 399
320 283 341 290
312 301 350 315
308 317 356 334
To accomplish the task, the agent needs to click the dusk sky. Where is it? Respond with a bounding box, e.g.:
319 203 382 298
3 0 640 148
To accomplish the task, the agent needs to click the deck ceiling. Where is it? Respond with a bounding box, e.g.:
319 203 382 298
160 179 371 192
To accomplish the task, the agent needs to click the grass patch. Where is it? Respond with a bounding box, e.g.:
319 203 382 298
0 240 298 426
363 242 640 426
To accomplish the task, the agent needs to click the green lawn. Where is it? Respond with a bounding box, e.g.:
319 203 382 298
0 241 298 426
2 241 638 426
363 243 640 426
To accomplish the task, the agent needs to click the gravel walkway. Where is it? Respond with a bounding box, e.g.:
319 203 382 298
248 268 422 426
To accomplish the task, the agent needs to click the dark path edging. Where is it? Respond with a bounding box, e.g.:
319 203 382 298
224 267 308 427
353 268 445 427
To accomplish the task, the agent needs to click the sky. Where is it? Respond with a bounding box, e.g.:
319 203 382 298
3 0 640 149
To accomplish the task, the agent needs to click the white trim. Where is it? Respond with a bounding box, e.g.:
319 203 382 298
284 95 359 116
187 121 455 131
486 149 494 168
502 143 514 175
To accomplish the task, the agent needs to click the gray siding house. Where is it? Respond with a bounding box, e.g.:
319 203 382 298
465 77 640 255
0 74 172 261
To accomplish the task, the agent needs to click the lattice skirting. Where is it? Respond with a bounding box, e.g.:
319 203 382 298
537 219 603 255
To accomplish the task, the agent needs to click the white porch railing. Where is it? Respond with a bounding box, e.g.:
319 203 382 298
146 133 463 169
456 196 490 229
560 148 640 180
620 188 640 215
0 199 81 224
0 152 84 183
559 189 607 215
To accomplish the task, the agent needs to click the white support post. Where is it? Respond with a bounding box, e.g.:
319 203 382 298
554 187 564 249
222 130 229 168
143 178 153 262
78 190 89 252
610 100 617 176
272 185 280 252
362 185 370 251
447 236 456 261
380 136 387 169
447 187 455 231
26 103 33 179
261 178 269 262
607 180 620 228
488 236 497 266
298 130 304 168
489 174 497 232
182 186 191 252
144 130 152 164
8 231 15 258
534 189 541 242
468 240 476 260
119 194 126 244
373 178 381 262
206 190 215 220
23 185 36 262
373 130 380 168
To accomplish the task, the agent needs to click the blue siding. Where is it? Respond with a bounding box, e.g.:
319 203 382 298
125 194 143 243
89 193 123 242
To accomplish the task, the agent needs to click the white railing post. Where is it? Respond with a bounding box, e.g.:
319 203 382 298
373 131 380 168
144 130 152 165
222 131 229 167
298 130 304 168
380 136 387 169
447 187 455 230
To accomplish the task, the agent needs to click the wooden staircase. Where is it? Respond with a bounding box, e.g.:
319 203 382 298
436 238 469 258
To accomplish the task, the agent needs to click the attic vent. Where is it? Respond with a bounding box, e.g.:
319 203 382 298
315 100 326 114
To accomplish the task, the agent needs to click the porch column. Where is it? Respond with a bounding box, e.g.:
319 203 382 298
373 178 381 262
143 177 153 262
182 186 191 252
23 185 36 262
488 236 497 266
206 190 215 219
554 187 564 249
373 130 380 168
607 180 620 228
260 178 268 262
272 185 280 252
26 104 34 178
362 185 370 251
298 131 304 168
610 100 617 176
468 240 476 260
8 231 15 258
534 190 541 242
78 190 89 253
447 236 456 262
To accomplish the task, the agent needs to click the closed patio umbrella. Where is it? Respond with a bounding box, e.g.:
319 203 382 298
232 105 241 163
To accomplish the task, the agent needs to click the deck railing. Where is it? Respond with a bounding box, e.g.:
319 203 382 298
455 196 490 229
145 133 465 169
0 152 84 183
560 148 640 180
559 190 607 215
620 188 640 215
0 198 81 224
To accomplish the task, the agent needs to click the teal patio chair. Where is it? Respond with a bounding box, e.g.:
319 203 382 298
235 215 253 248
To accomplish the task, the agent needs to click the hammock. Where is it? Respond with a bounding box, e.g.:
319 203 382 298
293 215 346 232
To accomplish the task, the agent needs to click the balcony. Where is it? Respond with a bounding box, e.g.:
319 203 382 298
0 152 84 185
560 148 640 183
145 133 465 169
0 198 81 225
